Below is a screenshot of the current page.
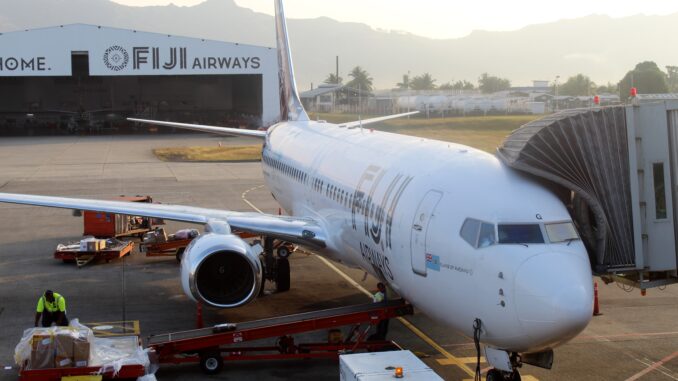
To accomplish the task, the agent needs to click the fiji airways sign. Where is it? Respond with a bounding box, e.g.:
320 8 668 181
0 25 271 77
92 43 263 75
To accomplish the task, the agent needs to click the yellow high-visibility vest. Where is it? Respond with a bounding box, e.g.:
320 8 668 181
36 292 66 313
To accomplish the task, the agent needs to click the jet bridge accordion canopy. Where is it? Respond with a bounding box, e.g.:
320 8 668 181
497 107 635 272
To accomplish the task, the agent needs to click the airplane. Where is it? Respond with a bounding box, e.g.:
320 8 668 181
0 1 594 380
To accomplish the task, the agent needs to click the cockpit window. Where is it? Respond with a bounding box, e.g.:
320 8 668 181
545 222 580 243
460 218 496 249
498 224 544 244
478 222 496 248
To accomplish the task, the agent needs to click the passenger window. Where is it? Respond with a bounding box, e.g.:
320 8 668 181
498 224 544 244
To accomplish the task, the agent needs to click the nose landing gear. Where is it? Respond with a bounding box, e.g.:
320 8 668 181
485 352 522 381
486 368 521 381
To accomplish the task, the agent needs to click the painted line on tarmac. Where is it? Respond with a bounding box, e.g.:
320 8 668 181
241 185 266 213
242 190 476 377
316 255 476 378
625 351 678 381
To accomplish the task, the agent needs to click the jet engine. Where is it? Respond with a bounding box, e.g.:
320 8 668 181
180 231 263 308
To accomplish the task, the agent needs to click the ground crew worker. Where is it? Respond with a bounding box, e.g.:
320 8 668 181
34 290 68 327
369 283 390 340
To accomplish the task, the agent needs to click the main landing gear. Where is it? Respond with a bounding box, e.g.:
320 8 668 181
260 237 295 293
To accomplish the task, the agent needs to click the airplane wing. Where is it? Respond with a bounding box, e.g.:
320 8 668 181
0 193 325 248
127 118 267 139
340 111 419 129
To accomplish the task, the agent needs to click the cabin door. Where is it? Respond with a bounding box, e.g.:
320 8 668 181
410 190 443 276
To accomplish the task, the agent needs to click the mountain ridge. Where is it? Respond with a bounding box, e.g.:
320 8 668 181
1 0 677 89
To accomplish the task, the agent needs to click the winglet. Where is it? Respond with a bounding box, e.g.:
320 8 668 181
275 0 309 122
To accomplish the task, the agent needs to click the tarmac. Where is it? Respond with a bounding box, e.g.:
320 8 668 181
0 134 676 381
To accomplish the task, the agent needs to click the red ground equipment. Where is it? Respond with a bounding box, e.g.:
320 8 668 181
147 300 413 375
82 195 159 238
18 364 145 381
54 239 135 267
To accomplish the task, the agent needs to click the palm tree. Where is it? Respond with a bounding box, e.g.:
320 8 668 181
324 73 342 85
346 66 373 93
410 73 437 90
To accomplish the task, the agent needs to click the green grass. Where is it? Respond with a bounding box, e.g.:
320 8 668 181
153 146 261 162
312 113 542 153
153 114 544 160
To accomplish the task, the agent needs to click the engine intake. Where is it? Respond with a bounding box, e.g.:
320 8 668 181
180 233 262 308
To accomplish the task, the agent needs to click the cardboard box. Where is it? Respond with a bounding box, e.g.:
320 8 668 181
80 238 106 252
54 333 74 368
29 335 55 370
73 339 90 367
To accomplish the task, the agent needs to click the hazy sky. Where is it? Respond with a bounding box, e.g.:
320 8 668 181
110 0 678 39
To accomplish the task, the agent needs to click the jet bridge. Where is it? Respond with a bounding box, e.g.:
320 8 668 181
497 95 678 289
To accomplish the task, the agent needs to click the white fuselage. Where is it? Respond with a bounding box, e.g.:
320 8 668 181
261 120 593 353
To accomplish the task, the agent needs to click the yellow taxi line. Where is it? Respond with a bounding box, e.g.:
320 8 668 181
316 255 476 377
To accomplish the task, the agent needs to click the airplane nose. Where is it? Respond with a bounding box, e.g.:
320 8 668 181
514 252 593 349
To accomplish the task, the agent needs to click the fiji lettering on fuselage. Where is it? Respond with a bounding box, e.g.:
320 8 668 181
351 165 412 281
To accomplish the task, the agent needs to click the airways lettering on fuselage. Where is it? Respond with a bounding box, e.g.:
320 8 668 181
360 241 393 281
351 166 412 251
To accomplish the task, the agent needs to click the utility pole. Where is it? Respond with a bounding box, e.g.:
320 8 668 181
336 56 339 85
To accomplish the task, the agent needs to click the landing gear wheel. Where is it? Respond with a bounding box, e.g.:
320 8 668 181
276 257 291 292
486 369 504 381
175 248 185 263
277 245 291 258
199 350 223 375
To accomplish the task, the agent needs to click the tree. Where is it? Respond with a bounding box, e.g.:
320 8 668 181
346 66 373 92
324 73 342 85
396 74 410 90
596 82 618 94
667 66 678 93
456 80 475 90
440 80 475 91
478 73 510 94
558 74 596 96
410 73 437 90
618 61 668 100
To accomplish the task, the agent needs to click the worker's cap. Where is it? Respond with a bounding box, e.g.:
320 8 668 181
44 290 54 296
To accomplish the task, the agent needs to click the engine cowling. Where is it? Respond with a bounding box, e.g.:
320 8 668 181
180 233 263 308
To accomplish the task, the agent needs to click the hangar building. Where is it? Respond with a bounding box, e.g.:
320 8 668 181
0 24 280 135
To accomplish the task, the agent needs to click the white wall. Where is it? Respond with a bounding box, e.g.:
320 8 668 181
0 24 280 125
